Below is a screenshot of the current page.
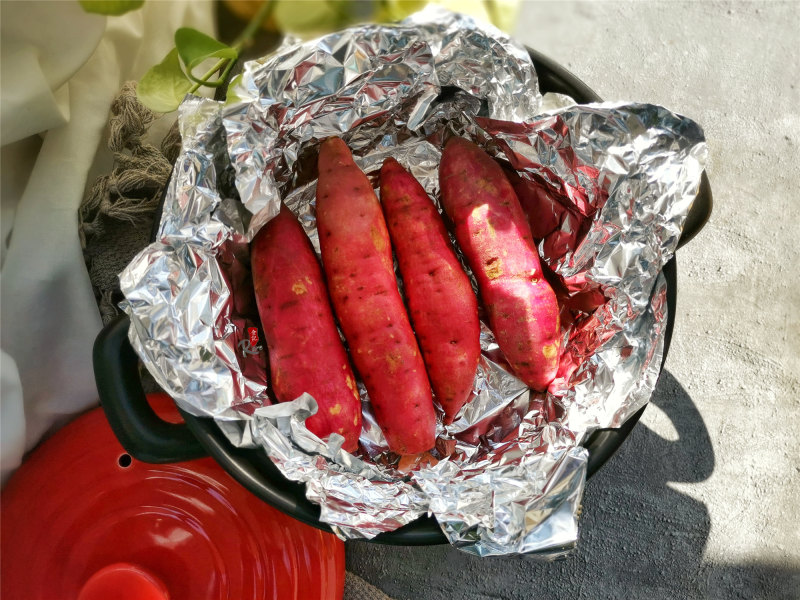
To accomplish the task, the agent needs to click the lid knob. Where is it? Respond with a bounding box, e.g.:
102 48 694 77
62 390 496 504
78 563 169 600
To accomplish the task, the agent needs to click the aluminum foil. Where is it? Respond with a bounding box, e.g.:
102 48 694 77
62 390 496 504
120 7 707 557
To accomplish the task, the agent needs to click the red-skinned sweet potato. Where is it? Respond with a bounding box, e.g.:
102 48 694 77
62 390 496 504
439 137 560 390
316 138 435 455
379 158 480 424
251 205 362 451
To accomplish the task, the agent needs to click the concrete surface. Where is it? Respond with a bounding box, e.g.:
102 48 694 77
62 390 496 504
346 2 800 598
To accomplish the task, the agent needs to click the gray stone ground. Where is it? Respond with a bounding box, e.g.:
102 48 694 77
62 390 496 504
346 2 800 598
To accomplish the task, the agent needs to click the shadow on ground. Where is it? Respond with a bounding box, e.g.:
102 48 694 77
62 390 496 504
345 370 799 600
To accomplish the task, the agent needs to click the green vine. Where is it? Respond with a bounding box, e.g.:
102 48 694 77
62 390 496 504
136 0 274 113
78 0 520 113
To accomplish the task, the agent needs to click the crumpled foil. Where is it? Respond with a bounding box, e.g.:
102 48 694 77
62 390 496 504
120 6 707 557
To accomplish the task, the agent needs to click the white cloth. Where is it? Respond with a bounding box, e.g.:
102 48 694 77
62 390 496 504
0 1 215 482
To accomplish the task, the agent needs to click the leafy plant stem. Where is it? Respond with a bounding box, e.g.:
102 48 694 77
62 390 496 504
232 0 276 51
187 0 276 95
187 57 229 94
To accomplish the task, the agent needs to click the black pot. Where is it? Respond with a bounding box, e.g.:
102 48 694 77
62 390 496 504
93 48 712 548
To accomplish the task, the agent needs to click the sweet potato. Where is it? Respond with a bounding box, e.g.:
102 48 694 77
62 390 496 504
316 138 435 455
439 137 560 390
379 158 480 424
251 205 362 451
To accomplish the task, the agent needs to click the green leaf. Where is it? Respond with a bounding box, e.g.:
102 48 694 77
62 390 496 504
174 28 238 85
273 0 341 35
483 0 521 33
224 74 245 106
78 0 144 16
137 48 192 113
374 0 427 23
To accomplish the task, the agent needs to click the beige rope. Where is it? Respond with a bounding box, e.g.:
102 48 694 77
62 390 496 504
79 81 180 322
79 81 176 229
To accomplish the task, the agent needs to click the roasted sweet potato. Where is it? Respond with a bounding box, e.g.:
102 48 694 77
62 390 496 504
439 137 560 390
316 138 435 455
380 158 480 424
251 205 362 451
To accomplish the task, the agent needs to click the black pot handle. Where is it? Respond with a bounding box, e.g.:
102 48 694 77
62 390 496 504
677 171 713 250
93 313 208 463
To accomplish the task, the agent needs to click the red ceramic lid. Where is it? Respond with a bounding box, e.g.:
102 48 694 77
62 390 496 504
1 394 344 600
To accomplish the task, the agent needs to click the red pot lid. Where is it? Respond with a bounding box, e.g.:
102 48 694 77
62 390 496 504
1 394 344 600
